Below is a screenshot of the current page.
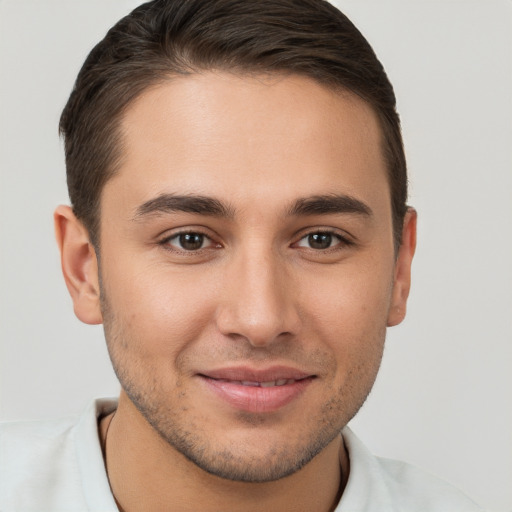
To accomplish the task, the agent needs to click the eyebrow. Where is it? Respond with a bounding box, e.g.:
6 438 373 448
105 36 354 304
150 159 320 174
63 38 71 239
133 194 235 220
287 194 373 218
133 192 372 221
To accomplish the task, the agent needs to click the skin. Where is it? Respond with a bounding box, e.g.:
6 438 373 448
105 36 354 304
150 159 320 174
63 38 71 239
55 72 416 512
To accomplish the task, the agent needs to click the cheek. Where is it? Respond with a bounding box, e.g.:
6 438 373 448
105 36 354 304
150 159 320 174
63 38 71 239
101 260 218 358
305 258 393 314
300 260 394 357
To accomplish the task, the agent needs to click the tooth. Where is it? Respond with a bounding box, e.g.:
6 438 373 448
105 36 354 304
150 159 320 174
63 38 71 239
260 381 276 387
286 379 296 385
241 381 260 386
276 379 288 386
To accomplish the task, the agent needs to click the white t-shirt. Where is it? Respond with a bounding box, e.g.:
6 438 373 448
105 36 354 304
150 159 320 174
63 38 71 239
0 399 484 511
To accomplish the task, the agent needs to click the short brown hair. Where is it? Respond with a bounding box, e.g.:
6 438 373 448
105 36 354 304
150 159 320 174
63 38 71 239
60 0 407 248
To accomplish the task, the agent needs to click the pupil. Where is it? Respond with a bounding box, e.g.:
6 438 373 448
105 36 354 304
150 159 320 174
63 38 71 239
309 233 332 249
179 233 203 250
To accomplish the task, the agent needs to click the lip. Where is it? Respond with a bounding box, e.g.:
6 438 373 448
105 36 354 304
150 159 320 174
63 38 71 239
198 366 315 413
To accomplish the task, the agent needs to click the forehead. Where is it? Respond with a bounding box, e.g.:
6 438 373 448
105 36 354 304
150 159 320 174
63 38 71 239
110 72 389 214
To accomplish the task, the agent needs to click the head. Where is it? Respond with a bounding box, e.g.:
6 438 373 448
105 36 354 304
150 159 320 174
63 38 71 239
59 0 407 250
55 0 416 484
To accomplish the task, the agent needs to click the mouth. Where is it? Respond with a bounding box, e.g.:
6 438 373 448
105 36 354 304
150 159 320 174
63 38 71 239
212 378 302 387
198 367 316 413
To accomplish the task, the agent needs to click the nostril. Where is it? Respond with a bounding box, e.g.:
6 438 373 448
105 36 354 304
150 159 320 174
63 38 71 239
214 269 301 346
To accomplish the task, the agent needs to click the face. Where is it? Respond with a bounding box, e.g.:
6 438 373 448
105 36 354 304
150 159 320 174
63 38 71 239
94 72 411 482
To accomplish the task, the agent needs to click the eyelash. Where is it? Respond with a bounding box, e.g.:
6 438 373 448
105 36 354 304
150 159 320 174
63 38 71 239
159 230 219 252
158 228 353 254
294 230 354 251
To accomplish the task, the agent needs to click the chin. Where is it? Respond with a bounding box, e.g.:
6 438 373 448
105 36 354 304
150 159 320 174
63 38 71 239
163 428 336 483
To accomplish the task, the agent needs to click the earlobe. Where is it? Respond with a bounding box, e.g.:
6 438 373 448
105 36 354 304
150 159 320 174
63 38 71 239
387 208 417 327
54 205 103 325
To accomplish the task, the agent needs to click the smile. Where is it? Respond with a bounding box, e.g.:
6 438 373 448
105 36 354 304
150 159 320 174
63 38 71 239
213 378 299 387
198 367 315 413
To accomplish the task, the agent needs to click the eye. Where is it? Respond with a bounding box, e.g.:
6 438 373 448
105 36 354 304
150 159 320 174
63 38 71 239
163 232 216 251
296 231 348 250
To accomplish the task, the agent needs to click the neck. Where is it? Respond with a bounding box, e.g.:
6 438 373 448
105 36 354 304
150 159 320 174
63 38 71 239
101 392 349 512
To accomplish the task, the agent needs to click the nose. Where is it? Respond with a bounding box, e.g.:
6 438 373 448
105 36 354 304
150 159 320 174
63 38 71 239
215 246 301 347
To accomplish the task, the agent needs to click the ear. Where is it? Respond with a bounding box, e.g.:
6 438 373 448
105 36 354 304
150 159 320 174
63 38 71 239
54 205 102 325
387 208 417 327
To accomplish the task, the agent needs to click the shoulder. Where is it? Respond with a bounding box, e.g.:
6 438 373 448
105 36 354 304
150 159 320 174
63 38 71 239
0 415 86 510
0 414 78 474
339 428 486 512
0 414 76 450
0 399 117 512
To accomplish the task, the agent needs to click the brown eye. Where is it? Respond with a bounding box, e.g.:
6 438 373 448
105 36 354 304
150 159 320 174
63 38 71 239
308 233 333 249
297 231 341 250
179 233 204 250
165 232 211 251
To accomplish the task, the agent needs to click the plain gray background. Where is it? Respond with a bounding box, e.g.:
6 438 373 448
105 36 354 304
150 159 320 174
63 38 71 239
1 1 511 510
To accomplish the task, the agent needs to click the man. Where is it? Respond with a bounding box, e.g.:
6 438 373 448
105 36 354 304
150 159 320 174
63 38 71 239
0 0 484 510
